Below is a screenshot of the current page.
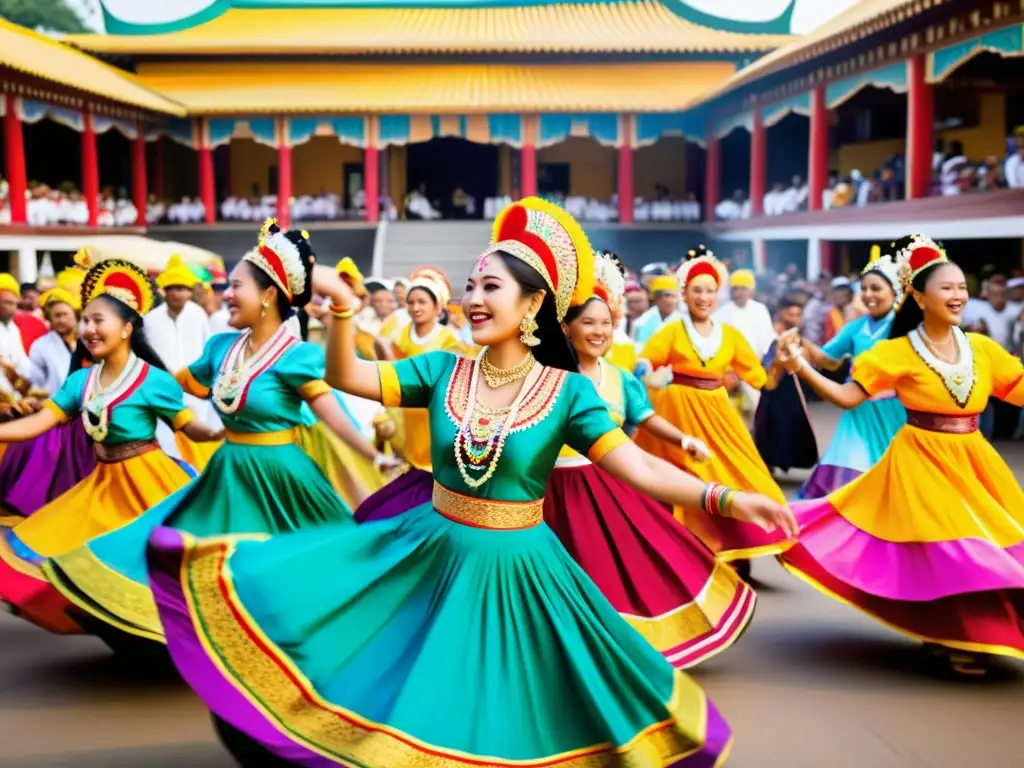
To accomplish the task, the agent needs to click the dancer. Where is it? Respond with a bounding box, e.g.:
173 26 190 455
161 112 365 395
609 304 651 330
635 245 792 566
44 223 362 651
545 251 756 669
597 251 638 374
0 258 220 634
796 247 907 498
146 197 794 767
778 236 1024 674
0 271 96 521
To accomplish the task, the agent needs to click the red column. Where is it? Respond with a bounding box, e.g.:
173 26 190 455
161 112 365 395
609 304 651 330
808 86 828 212
81 111 99 227
132 123 147 226
749 106 766 217
906 54 934 200
2 94 27 224
520 145 537 198
820 240 835 276
704 133 720 222
365 145 379 223
154 137 165 200
277 144 292 229
618 114 634 224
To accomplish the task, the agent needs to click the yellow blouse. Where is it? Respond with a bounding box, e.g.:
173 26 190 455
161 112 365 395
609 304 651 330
641 319 767 389
393 324 466 359
852 332 1024 416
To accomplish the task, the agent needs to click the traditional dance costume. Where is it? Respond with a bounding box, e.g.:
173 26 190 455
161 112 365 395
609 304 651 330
46 231 355 646
635 251 790 561
146 198 731 767
783 242 1024 660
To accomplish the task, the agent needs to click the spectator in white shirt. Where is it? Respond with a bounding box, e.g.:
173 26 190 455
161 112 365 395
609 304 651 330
1005 126 1024 189
963 278 1020 351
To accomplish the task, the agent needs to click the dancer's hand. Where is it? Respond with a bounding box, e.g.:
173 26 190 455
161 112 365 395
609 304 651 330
730 492 799 538
776 329 804 373
642 365 673 390
681 435 711 462
312 265 357 309
374 453 403 472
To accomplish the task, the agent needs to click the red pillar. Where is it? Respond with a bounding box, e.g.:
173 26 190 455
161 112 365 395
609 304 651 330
618 114 634 224
132 124 147 226
520 146 537 198
820 240 835 276
81 111 99 227
154 137 165 200
704 133 720 222
906 54 934 200
749 106 766 217
277 144 292 229
808 86 828 212
2 94 27 224
365 145 379 223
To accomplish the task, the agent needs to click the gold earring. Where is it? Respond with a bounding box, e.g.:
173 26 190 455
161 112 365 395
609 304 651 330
261 299 270 318
519 314 540 347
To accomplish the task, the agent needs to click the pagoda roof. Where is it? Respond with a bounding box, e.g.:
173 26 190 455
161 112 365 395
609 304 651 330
131 60 735 113
0 18 184 115
66 2 792 56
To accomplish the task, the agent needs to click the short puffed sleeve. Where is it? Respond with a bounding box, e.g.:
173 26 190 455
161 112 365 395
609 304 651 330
275 341 332 402
43 367 88 423
850 338 904 396
378 350 456 408
564 373 629 462
640 320 678 368
977 334 1024 406
146 368 194 431
178 332 238 398
621 368 655 427
728 327 768 389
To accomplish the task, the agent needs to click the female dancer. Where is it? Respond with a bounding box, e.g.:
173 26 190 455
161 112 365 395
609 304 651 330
44 222 361 651
544 251 756 669
0 258 220 633
146 197 795 767
635 246 792 566
0 276 95 522
778 236 1024 675
796 247 907 498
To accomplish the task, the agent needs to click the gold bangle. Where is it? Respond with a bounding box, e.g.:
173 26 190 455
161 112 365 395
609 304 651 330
331 305 354 320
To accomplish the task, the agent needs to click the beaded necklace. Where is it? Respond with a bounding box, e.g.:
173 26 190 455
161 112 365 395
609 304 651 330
81 353 144 442
212 325 293 415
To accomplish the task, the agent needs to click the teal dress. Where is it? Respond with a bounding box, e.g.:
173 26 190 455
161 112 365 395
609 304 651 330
146 351 731 766
45 331 354 644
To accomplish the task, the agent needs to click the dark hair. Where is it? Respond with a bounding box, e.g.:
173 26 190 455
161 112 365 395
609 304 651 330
69 295 169 373
20 282 38 295
562 296 610 325
407 285 438 305
889 262 950 339
494 252 578 372
778 297 802 311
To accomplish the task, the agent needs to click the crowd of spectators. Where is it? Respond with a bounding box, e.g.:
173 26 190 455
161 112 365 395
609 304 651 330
0 180 139 227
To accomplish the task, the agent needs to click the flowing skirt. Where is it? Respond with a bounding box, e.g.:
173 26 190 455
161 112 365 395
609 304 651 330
45 440 353 643
147 502 732 767
781 424 1024 658
752 376 817 473
295 422 386 509
0 448 194 634
0 420 96 524
635 384 792 561
797 397 906 500
545 463 755 668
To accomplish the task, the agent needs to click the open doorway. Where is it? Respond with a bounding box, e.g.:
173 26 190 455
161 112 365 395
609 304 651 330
406 137 498 218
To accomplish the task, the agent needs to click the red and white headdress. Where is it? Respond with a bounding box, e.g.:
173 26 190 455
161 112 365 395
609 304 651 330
592 251 626 316
408 266 452 307
246 218 311 301
676 244 728 289
77 248 154 316
895 235 948 307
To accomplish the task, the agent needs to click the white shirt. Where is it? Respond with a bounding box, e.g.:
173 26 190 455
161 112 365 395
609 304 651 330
714 299 776 361
146 301 211 372
962 298 1021 351
1005 154 1024 189
208 306 232 336
0 319 27 391
15 330 74 394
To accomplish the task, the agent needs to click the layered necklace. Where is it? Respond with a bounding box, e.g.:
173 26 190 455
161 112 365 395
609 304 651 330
454 347 538 489
479 349 536 389
212 324 293 415
81 352 144 441
909 324 974 407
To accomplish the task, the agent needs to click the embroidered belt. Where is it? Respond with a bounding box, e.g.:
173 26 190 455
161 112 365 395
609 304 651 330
94 440 158 464
672 373 724 390
905 409 979 434
224 428 295 446
432 481 542 530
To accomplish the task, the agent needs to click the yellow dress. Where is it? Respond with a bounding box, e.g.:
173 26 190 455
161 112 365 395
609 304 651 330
634 317 792 560
781 330 1024 658
604 330 637 373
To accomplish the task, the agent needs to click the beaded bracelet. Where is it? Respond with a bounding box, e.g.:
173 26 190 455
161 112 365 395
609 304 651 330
701 483 735 517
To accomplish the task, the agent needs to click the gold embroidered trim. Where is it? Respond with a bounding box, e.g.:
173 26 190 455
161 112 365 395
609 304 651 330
432 481 542 530
444 356 566 435
181 535 709 766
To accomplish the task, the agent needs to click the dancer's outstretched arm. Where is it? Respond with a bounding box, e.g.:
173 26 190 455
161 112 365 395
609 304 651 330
637 415 712 461
0 406 59 443
778 329 867 410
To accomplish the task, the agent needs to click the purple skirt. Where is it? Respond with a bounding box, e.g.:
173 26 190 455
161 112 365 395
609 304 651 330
353 467 433 523
0 420 96 520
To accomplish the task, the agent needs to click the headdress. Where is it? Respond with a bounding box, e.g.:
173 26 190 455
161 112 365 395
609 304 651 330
624 280 644 294
861 243 902 307
676 244 728 289
0 274 20 298
482 197 593 321
55 266 86 295
39 286 79 311
246 218 313 301
894 234 948 307
649 275 678 295
592 251 626 315
156 254 200 291
729 269 755 290
408 266 452 307
336 257 366 297
79 258 154 315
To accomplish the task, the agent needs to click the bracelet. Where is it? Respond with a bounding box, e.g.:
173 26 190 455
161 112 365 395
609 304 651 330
330 303 354 320
701 483 735 517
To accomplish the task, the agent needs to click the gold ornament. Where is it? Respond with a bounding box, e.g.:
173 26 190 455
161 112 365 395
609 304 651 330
519 314 540 347
480 349 536 389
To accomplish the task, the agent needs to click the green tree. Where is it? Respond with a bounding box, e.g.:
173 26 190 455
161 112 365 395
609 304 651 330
0 0 88 34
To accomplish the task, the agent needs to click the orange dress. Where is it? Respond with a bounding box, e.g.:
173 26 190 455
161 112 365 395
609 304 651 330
635 317 793 561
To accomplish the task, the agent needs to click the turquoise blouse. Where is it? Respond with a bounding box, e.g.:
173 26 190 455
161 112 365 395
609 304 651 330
380 351 625 502
822 312 895 380
46 364 191 444
183 332 330 433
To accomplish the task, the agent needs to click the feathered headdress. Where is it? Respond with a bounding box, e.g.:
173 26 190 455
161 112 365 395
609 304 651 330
592 251 627 316
676 244 729 289
893 234 948 308
247 218 313 301
862 243 903 307
482 197 593 321
80 258 154 315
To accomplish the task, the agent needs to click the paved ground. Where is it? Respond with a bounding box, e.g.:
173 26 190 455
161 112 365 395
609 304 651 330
1 404 1021 767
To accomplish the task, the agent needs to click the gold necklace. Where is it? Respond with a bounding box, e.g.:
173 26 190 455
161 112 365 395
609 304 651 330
480 350 536 389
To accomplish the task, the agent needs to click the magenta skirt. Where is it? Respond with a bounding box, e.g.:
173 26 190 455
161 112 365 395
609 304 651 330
544 463 755 669
0 420 96 522
354 468 433 523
